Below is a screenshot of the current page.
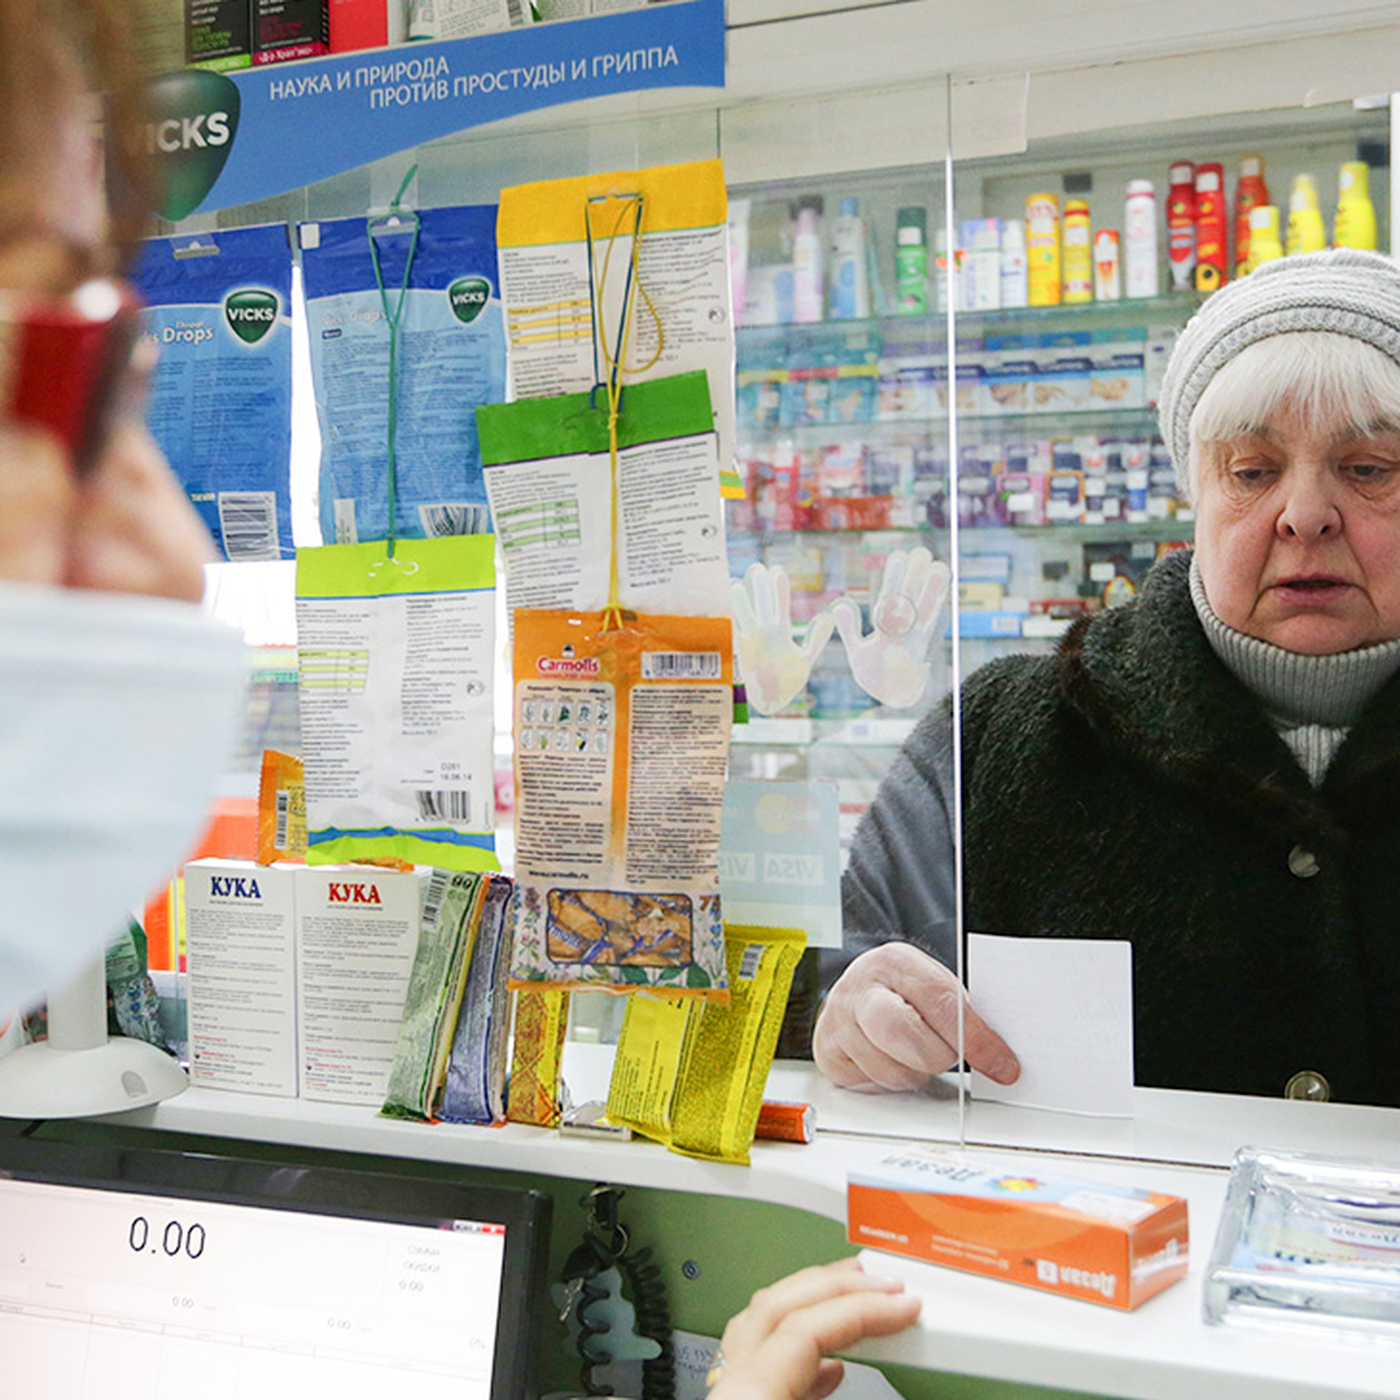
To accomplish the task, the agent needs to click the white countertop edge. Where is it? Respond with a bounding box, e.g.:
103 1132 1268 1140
85 1081 1400 1400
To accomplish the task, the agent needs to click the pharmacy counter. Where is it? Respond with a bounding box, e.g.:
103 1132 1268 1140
54 1047 1400 1400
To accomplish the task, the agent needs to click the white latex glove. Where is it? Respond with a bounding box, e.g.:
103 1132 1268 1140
832 547 950 709
730 561 834 716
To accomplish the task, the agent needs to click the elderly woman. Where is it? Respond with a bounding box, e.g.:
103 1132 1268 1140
816 248 1400 1107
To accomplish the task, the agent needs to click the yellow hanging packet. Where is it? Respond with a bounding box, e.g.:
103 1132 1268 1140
606 925 806 1165
257 749 307 864
510 607 733 999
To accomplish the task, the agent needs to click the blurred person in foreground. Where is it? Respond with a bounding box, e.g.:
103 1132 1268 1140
818 249 1400 1107
0 0 244 1015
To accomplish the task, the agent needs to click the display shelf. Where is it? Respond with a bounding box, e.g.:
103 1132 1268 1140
729 519 1191 545
734 292 1201 346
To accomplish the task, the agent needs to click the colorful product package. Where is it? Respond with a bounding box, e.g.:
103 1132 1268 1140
252 0 330 64
132 226 294 561
477 371 729 621
496 159 739 498
438 875 516 1125
507 987 570 1126
258 749 307 864
381 869 488 1121
299 205 506 546
848 1146 1189 1311
295 537 499 872
605 925 807 1164
509 608 733 998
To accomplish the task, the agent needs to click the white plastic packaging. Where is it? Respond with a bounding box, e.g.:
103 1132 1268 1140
999 218 1028 309
1125 179 1159 299
829 197 872 319
792 196 825 324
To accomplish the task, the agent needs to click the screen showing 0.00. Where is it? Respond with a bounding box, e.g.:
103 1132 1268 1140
0 1176 505 1399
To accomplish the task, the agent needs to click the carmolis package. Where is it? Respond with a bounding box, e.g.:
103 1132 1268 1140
299 205 506 546
132 225 294 561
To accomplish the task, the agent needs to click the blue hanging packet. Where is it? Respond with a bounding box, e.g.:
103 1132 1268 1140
132 225 295 561
298 205 505 545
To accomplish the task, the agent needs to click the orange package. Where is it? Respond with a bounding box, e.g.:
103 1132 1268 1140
848 1147 1187 1311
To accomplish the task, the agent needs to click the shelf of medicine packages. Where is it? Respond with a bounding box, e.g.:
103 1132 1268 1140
737 407 1163 449
76 1044 1400 1400
734 292 1204 342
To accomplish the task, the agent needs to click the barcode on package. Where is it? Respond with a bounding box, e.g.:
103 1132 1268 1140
218 491 280 561
739 944 764 980
419 503 491 537
422 869 451 933
274 790 290 850
641 651 722 680
333 498 358 545
505 0 525 24
415 789 471 824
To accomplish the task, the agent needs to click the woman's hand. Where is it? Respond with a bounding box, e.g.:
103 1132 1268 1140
708 1258 921 1400
0 420 213 602
813 944 1020 1092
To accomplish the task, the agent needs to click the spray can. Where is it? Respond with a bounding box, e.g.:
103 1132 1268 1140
1194 163 1227 292
1124 180 1159 299
1093 229 1122 300
792 196 825 324
895 207 929 315
1286 175 1327 256
1233 155 1269 279
829 197 872 319
999 218 1028 308
1335 161 1378 251
1062 199 1093 303
1026 193 1061 307
1166 162 1196 292
1245 204 1284 272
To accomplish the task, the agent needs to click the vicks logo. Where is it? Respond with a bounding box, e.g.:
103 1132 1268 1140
224 288 280 344
141 69 241 221
447 276 491 325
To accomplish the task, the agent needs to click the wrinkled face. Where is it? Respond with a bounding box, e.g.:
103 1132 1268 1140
1193 404 1400 654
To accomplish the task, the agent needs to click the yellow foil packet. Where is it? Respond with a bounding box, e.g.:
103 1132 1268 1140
607 925 806 1164
507 987 570 1127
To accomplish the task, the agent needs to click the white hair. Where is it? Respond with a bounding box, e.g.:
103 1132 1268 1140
1185 331 1400 500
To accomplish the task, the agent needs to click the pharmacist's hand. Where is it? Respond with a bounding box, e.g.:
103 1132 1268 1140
731 562 834 716
708 1258 921 1400
813 943 1019 1092
832 548 949 709
0 420 213 602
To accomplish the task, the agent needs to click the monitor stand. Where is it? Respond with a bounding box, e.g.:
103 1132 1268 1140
0 956 187 1118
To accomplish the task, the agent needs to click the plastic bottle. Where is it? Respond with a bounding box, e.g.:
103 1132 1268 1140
1166 162 1196 292
1286 174 1327 256
999 218 1028 308
829 197 872 319
894 206 928 315
1062 199 1093 303
1093 229 1122 300
1335 160 1378 251
791 196 825 324
1025 193 1061 306
1124 180 1159 299
1194 163 1227 293
1244 204 1284 272
1233 155 1269 279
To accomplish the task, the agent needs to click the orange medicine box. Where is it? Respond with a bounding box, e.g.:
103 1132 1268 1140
847 1147 1188 1310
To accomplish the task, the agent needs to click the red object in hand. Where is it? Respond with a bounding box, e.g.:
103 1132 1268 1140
2 279 146 477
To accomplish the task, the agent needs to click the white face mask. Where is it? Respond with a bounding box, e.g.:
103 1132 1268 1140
0 584 247 1014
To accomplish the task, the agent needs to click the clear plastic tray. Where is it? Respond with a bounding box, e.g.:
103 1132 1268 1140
1205 1145 1400 1343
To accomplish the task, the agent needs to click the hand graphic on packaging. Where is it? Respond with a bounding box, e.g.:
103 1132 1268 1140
730 562 834 716
832 547 951 709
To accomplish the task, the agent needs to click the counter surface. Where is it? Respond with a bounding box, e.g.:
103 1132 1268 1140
78 1047 1400 1400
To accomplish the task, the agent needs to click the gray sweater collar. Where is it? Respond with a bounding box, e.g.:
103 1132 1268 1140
1189 554 1400 726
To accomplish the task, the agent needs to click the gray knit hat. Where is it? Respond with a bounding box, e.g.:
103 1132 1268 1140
1157 248 1400 497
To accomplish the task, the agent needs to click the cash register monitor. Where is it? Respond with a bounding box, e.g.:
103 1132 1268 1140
0 1135 550 1400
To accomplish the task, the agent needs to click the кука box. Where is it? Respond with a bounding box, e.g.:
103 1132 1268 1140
848 1147 1188 1310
